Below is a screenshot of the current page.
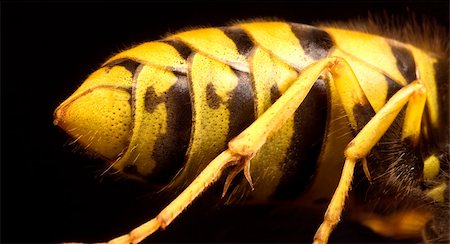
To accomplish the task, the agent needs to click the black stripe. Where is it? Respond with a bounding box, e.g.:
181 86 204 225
354 109 424 208
290 23 334 60
143 73 192 183
205 82 222 109
433 58 449 147
162 39 193 60
389 43 417 83
222 27 254 56
351 97 422 204
272 79 327 200
144 86 163 113
353 103 376 133
123 164 139 177
104 58 141 75
384 75 403 101
226 69 256 141
270 83 281 104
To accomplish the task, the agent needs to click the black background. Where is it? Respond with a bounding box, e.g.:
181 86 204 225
2 1 448 243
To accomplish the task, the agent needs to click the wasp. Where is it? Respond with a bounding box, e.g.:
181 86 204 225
54 19 448 243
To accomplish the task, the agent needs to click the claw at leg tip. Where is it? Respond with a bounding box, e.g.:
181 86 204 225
243 158 254 190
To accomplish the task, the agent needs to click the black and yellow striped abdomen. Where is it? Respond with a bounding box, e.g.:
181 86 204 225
54 21 444 203
108 22 333 201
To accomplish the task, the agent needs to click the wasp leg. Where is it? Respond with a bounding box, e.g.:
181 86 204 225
108 58 343 244
314 81 426 244
107 58 333 244
227 57 365 155
109 58 424 244
108 150 240 244
402 81 427 145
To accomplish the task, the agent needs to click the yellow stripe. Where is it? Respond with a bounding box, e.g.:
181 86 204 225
115 65 177 175
325 27 409 86
59 87 132 160
251 47 298 115
410 47 440 128
242 47 297 200
105 42 188 72
171 53 239 187
68 66 134 99
330 48 389 112
239 22 314 70
171 28 249 72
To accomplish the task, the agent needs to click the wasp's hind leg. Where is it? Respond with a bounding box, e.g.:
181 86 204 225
108 150 240 244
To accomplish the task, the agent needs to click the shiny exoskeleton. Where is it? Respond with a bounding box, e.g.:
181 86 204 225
54 21 449 243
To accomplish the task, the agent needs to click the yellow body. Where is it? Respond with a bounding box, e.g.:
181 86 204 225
54 21 447 243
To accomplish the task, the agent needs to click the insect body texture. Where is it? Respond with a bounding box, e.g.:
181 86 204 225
54 21 449 243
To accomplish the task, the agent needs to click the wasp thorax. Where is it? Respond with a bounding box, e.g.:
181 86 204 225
54 66 134 161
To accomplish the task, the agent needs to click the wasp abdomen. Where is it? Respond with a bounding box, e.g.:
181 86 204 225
62 22 333 198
